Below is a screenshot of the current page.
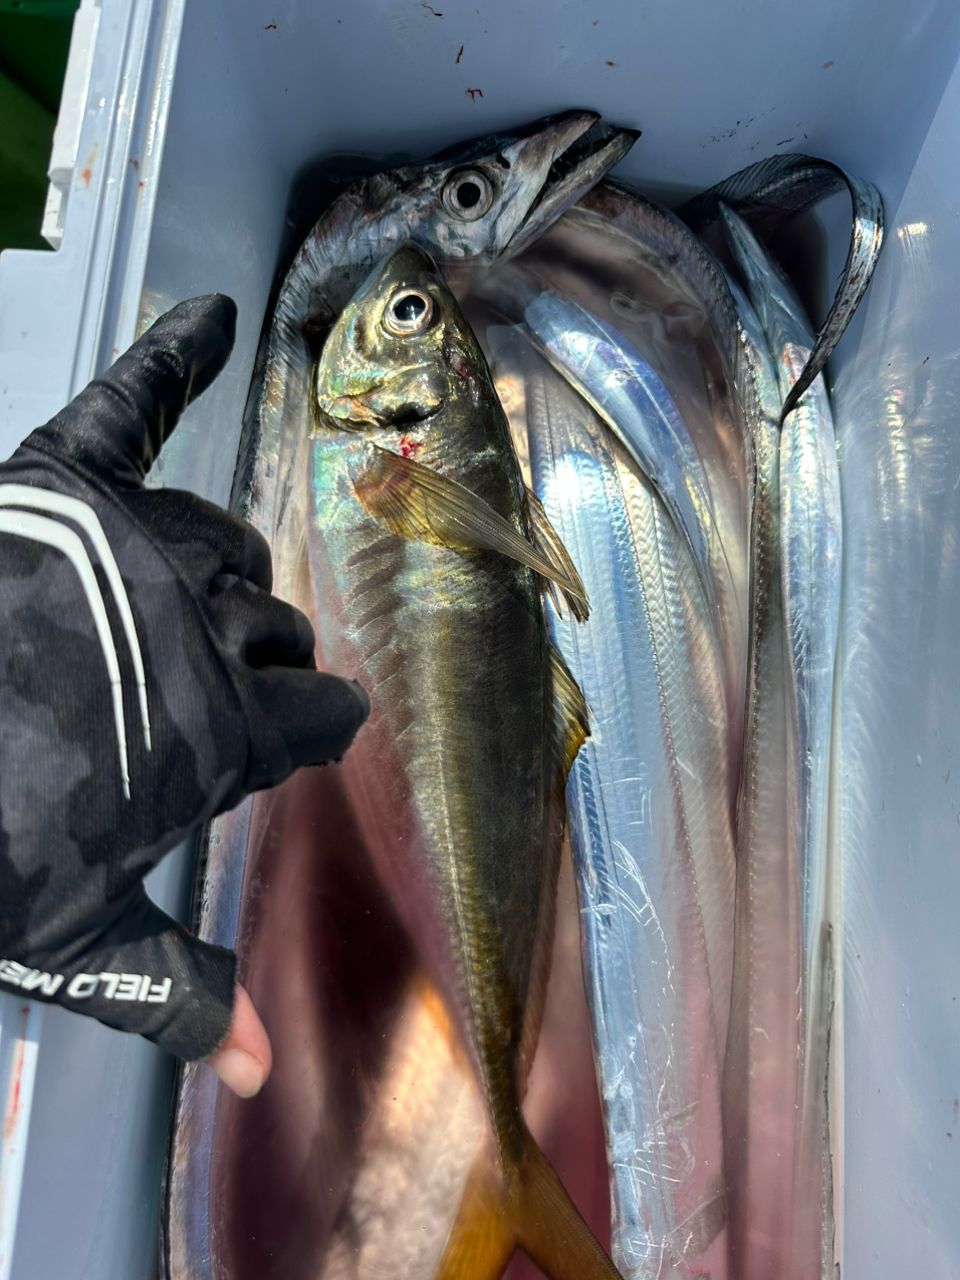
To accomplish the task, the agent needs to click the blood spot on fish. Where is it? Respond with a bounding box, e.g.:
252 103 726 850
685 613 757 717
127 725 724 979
465 86 484 100
399 436 422 459
444 345 474 381
80 167 92 186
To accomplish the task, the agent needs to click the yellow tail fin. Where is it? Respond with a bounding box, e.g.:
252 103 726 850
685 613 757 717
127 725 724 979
435 1126 621 1280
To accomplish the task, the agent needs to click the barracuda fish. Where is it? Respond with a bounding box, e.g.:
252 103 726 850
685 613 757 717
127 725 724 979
309 244 619 1280
721 274 801 1279
721 204 843 1278
479 322 736 1280
233 111 639 593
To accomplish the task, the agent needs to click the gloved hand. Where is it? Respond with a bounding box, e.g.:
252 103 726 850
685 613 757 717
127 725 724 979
0 295 370 1096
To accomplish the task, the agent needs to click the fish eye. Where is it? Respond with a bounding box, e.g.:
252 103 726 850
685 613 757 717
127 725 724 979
442 169 495 221
384 288 434 336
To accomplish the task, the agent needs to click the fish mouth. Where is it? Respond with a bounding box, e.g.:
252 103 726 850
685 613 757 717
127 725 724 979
506 114 641 258
319 385 441 431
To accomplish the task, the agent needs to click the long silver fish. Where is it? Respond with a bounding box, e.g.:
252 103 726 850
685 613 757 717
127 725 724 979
479 317 735 1280
477 269 725 616
721 273 801 1280
310 244 619 1280
721 204 843 1278
466 187 753 766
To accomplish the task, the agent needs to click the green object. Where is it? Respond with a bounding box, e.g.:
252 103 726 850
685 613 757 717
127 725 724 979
0 4 80 253
0 2 80 13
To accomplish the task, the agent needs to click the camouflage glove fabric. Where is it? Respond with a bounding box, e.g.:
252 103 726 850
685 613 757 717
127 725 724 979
0 295 369 1061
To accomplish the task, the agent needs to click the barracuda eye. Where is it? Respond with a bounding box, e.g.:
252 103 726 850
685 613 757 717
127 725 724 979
442 169 495 221
384 288 435 337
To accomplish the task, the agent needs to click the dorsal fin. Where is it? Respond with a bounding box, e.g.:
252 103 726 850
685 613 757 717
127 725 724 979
550 644 590 786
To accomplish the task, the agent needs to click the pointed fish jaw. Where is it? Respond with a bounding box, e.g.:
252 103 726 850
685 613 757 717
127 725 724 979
420 111 640 266
505 119 642 259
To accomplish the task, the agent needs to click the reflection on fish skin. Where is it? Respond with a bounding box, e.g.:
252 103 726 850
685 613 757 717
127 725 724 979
721 205 842 1279
315 850 610 1280
484 326 735 1280
721 275 801 1280
477 268 721 613
318 977 485 1280
482 189 753 792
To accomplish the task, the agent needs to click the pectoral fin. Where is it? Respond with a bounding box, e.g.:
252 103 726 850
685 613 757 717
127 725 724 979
354 446 590 615
525 488 589 622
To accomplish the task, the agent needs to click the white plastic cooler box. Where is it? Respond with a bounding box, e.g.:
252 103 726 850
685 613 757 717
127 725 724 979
1 1 959 1276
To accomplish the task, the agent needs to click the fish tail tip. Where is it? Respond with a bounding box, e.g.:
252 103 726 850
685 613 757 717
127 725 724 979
437 1129 622 1280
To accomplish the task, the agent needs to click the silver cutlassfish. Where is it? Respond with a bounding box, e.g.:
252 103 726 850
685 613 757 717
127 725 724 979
483 321 735 1280
721 272 800 1280
722 203 842 1278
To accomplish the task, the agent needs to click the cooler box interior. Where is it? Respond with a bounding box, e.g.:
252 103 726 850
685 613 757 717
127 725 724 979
1 1 958 1276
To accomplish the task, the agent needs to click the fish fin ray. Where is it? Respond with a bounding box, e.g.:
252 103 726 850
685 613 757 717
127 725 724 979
517 649 589 1079
353 446 589 612
550 645 590 786
525 487 590 621
437 1130 620 1280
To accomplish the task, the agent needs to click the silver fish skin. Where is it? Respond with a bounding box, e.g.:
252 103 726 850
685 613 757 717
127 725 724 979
721 204 842 1278
722 273 803 1280
234 113 639 595
472 189 753 781
484 323 735 1280
479 269 722 615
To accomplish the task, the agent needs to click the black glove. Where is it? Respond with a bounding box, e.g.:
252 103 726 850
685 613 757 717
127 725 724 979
0 295 369 1066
